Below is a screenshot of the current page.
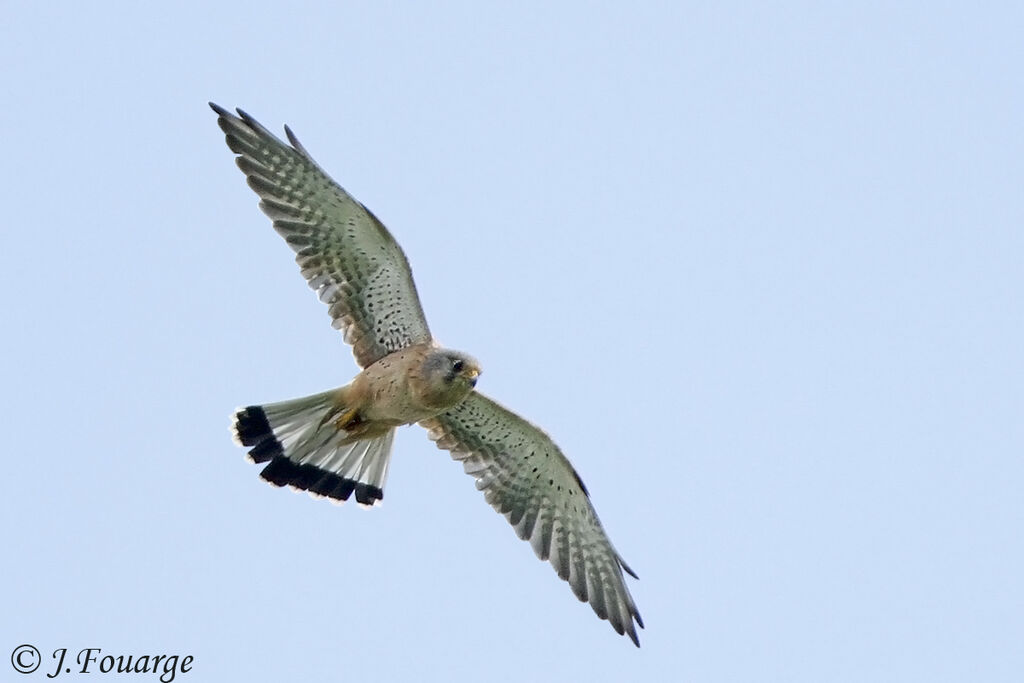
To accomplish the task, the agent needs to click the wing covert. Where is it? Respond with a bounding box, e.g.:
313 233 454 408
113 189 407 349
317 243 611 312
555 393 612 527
420 392 643 646
211 103 432 368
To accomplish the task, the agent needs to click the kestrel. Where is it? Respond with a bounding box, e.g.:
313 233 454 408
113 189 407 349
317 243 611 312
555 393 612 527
211 103 644 646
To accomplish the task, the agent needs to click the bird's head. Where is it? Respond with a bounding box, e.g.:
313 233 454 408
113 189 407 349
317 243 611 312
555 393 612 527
419 349 482 409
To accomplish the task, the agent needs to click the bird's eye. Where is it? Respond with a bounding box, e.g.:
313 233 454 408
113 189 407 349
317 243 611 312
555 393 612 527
452 359 465 372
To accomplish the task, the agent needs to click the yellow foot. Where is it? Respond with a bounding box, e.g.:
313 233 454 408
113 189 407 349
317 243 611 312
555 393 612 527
334 406 361 431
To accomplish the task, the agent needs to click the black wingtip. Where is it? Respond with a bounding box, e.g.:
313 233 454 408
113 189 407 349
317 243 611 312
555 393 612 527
620 557 639 580
283 124 303 153
571 467 589 497
284 124 299 146
209 101 230 117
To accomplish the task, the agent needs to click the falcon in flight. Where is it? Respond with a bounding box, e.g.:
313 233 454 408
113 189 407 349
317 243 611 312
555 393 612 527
211 103 643 646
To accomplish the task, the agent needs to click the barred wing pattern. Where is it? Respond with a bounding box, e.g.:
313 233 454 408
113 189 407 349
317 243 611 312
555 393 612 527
212 104 432 368
421 392 644 646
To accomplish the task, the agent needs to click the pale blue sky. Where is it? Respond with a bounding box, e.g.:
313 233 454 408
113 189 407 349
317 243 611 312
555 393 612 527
2 2 1022 681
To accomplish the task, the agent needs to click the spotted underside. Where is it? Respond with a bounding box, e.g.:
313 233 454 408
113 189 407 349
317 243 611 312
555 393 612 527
422 392 644 646
212 104 432 369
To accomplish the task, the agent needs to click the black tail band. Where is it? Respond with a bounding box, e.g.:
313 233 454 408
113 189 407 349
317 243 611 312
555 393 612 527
259 457 383 505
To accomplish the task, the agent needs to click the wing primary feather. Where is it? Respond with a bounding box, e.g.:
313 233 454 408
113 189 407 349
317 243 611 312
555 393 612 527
234 108 284 144
285 124 313 158
208 101 231 118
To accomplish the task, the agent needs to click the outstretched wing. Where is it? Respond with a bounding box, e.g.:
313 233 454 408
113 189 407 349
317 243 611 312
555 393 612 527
420 392 644 646
211 103 432 368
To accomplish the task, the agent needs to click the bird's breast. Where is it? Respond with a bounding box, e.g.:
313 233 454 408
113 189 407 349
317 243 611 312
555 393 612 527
355 345 447 424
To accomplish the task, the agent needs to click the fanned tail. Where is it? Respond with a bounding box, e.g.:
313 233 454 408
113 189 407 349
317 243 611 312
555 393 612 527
231 389 394 507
